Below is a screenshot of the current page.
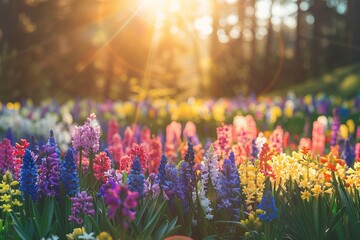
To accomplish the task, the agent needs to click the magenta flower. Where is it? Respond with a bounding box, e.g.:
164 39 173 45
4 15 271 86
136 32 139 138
68 191 95 225
72 113 101 154
0 138 14 175
100 179 138 228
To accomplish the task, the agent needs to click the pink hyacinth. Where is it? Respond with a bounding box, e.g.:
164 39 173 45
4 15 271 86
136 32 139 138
141 127 151 145
120 155 131 172
72 113 100 154
107 118 119 146
183 121 197 140
299 138 312 151
269 126 283 154
246 115 258 140
109 133 123 169
215 123 232 159
130 143 148 170
123 126 135 149
93 152 112 183
165 121 182 161
13 139 30 179
355 143 360 162
148 136 162 174
312 121 325 155
234 128 251 165
0 138 14 175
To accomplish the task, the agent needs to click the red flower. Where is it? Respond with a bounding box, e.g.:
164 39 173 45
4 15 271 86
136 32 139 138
93 152 111 182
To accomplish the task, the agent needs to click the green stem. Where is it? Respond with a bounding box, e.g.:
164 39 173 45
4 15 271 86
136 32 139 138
79 149 83 180
265 221 270 240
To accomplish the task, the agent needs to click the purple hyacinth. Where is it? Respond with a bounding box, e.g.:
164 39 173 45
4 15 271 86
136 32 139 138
100 179 138 228
68 191 95 225
144 173 160 198
217 152 241 220
38 130 61 199
330 109 340 146
163 163 179 199
71 113 100 154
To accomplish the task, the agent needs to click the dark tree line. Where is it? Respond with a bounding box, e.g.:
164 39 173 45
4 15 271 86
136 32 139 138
0 0 359 102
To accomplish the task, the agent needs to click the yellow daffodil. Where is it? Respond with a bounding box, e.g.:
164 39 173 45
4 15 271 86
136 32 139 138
0 204 12 213
0 194 11 202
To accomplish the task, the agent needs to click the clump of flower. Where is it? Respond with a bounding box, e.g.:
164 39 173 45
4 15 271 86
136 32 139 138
129 144 148 171
68 191 95 225
61 148 79 197
93 152 111 183
100 179 138 228
0 171 22 213
13 139 29 179
258 143 275 179
107 118 119 146
268 126 283 154
217 152 241 220
0 138 14 175
148 136 162 174
97 232 113 240
108 133 123 169
240 210 263 232
341 138 356 167
38 130 62 199
239 160 265 210
215 124 232 160
128 156 145 197
312 120 325 155
20 149 38 201
72 113 101 154
103 169 123 185
165 121 182 161
330 109 340 146
198 146 220 220
257 190 278 222
66 227 85 240
144 173 160 197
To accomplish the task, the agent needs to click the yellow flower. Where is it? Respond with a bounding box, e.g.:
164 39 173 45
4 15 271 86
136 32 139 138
0 194 11 202
301 190 311 201
12 199 22 207
311 184 323 198
97 232 113 240
346 119 355 134
10 181 19 187
339 124 348 140
66 227 85 240
1 204 12 212
0 183 10 193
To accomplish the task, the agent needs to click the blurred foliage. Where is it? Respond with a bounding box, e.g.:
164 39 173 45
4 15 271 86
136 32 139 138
0 0 359 102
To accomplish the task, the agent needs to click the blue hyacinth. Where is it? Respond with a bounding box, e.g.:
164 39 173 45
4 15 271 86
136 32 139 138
157 155 168 187
258 190 278 222
185 141 195 167
178 161 191 211
217 152 241 220
20 149 38 201
61 148 79 197
128 156 145 197
341 138 356 167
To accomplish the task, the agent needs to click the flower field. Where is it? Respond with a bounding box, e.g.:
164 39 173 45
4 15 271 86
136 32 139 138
1 94 360 240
